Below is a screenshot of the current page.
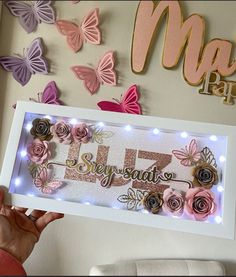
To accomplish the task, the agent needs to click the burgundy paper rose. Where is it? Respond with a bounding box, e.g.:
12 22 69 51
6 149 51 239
185 188 217 221
163 188 184 216
27 139 51 164
143 191 163 214
50 121 73 144
72 123 92 143
30 118 52 141
192 162 218 189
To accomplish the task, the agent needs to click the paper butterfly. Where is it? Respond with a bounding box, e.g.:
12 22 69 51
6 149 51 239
71 51 117 94
0 38 48 86
172 139 201 166
4 0 55 33
92 127 113 144
97 85 142 114
55 8 101 53
29 81 63 105
34 167 63 194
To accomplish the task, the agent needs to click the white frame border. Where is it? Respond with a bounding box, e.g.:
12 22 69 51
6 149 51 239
1 101 236 239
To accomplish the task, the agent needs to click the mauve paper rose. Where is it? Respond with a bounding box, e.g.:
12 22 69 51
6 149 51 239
192 162 218 189
50 121 73 144
27 139 51 164
185 188 217 221
30 118 52 141
163 188 184 216
143 191 163 214
72 123 92 143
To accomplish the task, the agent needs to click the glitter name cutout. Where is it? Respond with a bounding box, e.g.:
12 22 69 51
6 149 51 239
132 1 236 86
66 152 175 188
64 143 173 188
199 71 236 105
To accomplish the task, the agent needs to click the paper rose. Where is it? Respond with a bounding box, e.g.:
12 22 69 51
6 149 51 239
192 162 218 189
27 139 51 164
72 123 92 143
30 118 53 141
143 191 163 214
163 188 184 216
185 188 217 221
50 121 73 144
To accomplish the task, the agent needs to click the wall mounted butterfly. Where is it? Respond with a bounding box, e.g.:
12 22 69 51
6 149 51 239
97 84 142 114
4 0 55 33
0 38 49 86
71 51 117 94
55 8 101 53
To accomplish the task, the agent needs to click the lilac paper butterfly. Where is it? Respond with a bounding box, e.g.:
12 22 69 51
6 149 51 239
4 0 55 33
0 38 48 86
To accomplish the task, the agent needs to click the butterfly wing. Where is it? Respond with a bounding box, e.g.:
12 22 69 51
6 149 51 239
172 149 192 166
33 1 55 23
97 101 123 113
121 85 142 114
41 181 63 194
41 81 62 105
5 1 37 33
188 139 201 163
96 51 117 86
55 20 83 52
26 38 48 75
71 66 100 94
0 56 31 86
81 8 101 45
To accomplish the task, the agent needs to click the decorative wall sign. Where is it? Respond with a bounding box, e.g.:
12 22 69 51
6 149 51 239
1 101 236 239
132 1 236 86
199 71 236 105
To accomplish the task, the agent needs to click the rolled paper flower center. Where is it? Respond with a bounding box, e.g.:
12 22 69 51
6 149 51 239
197 168 213 183
168 196 182 211
34 144 44 155
193 196 210 214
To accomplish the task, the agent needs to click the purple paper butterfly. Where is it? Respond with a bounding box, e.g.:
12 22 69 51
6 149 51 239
30 81 63 105
0 38 48 86
4 0 55 33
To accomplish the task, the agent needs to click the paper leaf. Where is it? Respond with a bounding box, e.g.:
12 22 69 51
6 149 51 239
200 147 217 168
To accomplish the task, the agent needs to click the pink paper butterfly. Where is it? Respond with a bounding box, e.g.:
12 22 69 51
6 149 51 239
172 139 201 166
29 81 63 105
34 167 63 194
4 0 55 33
71 51 117 94
55 8 101 53
97 85 142 114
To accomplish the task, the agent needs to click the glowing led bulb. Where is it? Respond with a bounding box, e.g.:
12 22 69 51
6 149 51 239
14 178 21 187
214 216 222 224
141 209 149 214
180 131 188 138
112 205 120 209
217 185 224 193
209 135 218 141
44 115 52 120
124 125 132 131
97 122 105 127
25 122 32 131
152 128 160 135
69 118 78 125
27 193 35 197
84 201 91 205
20 150 27 158
219 155 226 163
56 197 62 201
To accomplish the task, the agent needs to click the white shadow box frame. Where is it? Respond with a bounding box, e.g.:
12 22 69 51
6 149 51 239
1 101 236 239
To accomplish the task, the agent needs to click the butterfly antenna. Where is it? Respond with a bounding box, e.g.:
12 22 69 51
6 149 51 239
112 98 120 104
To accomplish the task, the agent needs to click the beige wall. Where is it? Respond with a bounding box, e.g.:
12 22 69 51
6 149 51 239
0 1 236 275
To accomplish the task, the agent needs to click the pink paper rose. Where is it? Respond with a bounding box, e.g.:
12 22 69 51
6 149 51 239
50 121 73 144
27 139 51 164
163 188 184 216
72 123 92 143
185 188 217 221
